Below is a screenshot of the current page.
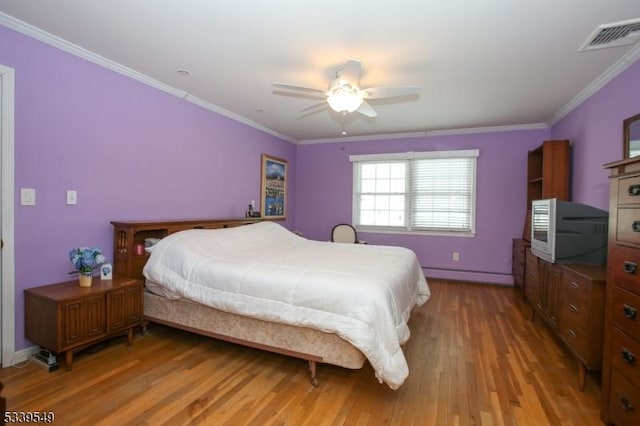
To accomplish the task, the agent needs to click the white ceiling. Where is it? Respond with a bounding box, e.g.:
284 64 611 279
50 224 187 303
1 0 640 143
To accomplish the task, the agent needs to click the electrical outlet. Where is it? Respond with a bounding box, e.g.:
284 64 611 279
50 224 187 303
452 252 460 261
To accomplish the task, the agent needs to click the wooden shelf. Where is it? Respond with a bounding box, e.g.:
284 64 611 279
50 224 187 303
523 139 571 240
514 139 571 301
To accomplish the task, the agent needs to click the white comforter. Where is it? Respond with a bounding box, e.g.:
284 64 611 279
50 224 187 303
143 221 430 389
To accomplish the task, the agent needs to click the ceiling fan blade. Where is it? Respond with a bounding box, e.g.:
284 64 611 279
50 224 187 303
361 86 421 99
299 100 327 113
273 82 326 95
357 101 377 118
298 101 328 118
339 60 362 87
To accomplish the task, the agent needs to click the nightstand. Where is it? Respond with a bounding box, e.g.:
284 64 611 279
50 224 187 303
25 276 143 369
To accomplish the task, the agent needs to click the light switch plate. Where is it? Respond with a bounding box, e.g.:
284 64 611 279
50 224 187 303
66 190 77 205
21 188 36 206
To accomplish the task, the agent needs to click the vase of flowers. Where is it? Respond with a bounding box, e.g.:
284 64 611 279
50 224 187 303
69 247 106 287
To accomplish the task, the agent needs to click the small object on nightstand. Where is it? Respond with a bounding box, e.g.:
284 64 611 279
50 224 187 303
100 263 112 280
134 243 145 256
78 272 93 287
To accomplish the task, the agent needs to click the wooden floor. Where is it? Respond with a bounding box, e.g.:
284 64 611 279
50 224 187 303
0 279 603 425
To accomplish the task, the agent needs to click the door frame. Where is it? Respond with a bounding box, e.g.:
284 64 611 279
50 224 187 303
0 64 15 367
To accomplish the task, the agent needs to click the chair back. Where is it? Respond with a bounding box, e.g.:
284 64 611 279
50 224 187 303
331 223 358 243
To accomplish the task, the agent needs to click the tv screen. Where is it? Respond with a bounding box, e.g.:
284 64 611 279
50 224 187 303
532 202 550 243
530 198 608 265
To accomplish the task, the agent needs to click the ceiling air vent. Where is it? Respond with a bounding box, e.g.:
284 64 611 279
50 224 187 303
579 18 640 52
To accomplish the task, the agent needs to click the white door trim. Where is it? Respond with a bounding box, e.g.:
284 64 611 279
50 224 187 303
0 64 16 367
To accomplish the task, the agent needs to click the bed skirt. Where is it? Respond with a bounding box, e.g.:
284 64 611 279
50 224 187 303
143 291 367 373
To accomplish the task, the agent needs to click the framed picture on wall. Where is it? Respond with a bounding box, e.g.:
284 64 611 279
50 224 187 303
261 154 287 220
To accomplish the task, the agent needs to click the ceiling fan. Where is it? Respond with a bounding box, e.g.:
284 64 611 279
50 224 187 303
273 60 420 118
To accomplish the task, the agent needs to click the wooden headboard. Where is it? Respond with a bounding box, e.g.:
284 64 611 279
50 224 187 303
111 218 262 280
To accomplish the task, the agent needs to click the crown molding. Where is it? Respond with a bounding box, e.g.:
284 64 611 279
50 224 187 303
424 123 549 137
0 13 297 145
3 9 637 146
298 123 549 145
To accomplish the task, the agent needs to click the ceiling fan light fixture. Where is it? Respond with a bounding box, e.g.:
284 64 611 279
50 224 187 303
327 83 363 114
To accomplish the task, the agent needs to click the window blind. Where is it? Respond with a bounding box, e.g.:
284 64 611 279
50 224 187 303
411 157 475 232
351 150 478 235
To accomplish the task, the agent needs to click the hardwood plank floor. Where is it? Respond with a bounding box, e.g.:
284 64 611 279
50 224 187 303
0 279 603 425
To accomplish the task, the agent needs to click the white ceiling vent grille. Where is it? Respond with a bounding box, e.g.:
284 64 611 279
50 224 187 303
579 18 640 52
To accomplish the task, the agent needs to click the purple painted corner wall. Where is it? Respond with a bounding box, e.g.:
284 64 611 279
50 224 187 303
2 19 640 354
551 58 640 210
294 130 549 284
1 25 295 351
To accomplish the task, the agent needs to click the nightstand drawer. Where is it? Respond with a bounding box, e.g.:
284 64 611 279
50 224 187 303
62 295 107 348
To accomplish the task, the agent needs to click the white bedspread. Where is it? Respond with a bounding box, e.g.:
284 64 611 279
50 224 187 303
143 221 430 389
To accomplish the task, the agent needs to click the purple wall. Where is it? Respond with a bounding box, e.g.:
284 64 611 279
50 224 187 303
551 58 640 210
1 25 295 351
294 129 549 283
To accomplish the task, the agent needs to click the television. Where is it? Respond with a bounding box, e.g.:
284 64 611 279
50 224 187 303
530 198 609 265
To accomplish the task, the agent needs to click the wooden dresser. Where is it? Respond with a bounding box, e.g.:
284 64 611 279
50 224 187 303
556 264 606 389
525 247 606 389
602 157 640 425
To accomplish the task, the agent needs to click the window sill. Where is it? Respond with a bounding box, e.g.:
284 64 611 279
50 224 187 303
355 227 476 238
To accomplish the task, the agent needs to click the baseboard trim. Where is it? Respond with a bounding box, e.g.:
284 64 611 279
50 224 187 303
424 268 514 286
3 345 38 368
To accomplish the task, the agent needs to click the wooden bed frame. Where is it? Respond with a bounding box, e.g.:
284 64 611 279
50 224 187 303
111 218 367 386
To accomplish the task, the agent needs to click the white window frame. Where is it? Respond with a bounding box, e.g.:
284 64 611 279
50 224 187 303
349 149 478 237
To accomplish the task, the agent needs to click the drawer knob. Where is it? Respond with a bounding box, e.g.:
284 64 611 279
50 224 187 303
630 184 640 196
619 395 635 412
568 329 576 338
622 347 636 364
624 304 638 319
569 304 579 313
624 261 638 274
633 221 640 232
570 281 579 289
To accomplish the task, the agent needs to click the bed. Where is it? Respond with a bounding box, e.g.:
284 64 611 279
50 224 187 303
140 220 430 389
